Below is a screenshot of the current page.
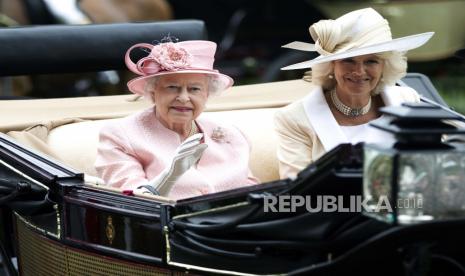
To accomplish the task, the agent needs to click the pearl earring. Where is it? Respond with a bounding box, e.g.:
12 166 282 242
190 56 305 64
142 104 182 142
328 74 334 79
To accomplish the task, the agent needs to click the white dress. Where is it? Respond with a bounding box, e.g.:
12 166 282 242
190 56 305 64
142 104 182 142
339 116 395 146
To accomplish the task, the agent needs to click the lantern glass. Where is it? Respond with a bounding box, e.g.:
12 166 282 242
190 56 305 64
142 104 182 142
364 143 465 225
363 146 395 223
399 151 465 221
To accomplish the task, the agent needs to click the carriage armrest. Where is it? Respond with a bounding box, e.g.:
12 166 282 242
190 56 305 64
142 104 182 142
0 20 207 76
84 175 176 204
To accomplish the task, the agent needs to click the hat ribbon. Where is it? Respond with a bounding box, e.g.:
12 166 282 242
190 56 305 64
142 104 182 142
283 19 390 56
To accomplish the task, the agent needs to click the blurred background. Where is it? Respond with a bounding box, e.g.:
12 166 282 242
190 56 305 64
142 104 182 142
1 0 465 113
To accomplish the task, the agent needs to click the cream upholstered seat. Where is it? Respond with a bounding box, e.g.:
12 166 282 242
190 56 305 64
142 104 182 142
3 79 314 185
45 108 279 183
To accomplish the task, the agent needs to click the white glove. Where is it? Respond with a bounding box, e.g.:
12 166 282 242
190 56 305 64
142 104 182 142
137 133 207 196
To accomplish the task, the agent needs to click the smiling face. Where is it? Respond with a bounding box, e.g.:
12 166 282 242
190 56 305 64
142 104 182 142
151 73 209 130
333 54 385 97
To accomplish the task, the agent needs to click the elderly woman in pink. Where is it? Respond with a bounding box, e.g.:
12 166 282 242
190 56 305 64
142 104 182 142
95 39 259 200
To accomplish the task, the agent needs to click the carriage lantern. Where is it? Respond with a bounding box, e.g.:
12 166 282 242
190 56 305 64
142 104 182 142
363 102 465 225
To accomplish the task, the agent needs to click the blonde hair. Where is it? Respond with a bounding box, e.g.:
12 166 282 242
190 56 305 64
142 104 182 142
306 51 407 95
143 74 222 103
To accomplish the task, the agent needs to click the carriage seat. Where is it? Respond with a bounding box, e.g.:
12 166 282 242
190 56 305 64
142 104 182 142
3 72 450 190
45 108 281 183
5 80 314 186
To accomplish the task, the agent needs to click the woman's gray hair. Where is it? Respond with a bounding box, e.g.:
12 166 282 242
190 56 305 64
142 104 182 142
305 51 407 95
142 74 223 103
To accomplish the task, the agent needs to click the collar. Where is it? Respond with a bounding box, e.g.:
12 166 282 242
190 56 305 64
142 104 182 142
303 87 348 151
302 85 404 152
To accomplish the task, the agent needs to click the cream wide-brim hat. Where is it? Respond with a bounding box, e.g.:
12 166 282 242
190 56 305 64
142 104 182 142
281 8 434 70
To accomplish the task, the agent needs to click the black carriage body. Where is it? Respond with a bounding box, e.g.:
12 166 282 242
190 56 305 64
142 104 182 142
0 133 177 274
1 115 463 270
0 129 368 275
2 123 465 275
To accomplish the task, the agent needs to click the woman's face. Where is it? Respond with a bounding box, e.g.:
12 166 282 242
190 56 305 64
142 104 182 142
151 73 209 127
333 54 385 96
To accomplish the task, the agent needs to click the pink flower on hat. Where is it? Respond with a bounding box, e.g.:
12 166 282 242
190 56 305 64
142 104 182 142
150 42 193 71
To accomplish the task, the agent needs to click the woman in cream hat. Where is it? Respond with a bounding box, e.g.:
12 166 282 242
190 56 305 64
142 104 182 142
95 39 259 199
275 8 434 179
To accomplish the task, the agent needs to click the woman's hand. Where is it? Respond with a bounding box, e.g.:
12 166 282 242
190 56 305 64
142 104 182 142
138 133 207 196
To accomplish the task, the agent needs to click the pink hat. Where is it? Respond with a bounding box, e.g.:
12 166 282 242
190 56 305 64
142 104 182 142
125 40 233 95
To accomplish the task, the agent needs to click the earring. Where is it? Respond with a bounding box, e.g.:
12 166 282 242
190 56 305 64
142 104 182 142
328 74 334 79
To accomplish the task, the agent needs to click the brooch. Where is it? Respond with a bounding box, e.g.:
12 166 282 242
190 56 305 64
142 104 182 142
211 127 229 143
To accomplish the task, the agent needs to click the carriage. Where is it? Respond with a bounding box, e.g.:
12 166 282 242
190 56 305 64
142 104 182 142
1 20 465 276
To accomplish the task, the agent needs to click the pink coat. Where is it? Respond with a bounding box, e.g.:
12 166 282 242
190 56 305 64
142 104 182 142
95 107 259 200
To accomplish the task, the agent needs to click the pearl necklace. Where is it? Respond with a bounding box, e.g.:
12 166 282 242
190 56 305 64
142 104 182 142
330 89 371 117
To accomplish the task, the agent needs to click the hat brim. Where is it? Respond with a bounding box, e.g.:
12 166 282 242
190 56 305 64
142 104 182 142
281 32 434 70
127 69 234 95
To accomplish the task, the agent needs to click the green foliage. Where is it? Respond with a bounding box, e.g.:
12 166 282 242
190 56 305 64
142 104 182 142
410 59 465 114
431 75 465 114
